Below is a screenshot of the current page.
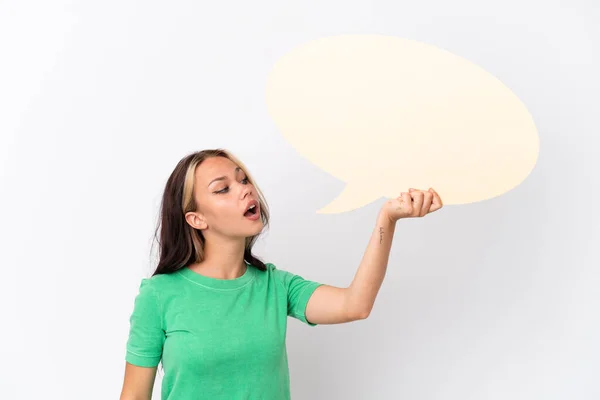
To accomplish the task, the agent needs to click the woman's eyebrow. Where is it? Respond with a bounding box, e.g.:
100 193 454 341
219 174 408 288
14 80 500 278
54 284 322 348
208 167 242 187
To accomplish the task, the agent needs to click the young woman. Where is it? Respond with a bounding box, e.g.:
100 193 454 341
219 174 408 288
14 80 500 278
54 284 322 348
119 148 443 400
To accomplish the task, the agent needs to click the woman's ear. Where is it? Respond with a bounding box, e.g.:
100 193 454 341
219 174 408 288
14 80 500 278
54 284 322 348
185 211 208 230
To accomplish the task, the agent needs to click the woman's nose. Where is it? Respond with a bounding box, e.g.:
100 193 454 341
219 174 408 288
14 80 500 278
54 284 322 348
241 185 253 197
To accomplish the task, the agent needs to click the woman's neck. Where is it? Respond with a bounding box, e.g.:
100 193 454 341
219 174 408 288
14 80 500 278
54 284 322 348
190 237 247 279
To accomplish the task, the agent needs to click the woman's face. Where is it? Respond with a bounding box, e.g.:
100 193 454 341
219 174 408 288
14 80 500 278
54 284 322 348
186 156 264 239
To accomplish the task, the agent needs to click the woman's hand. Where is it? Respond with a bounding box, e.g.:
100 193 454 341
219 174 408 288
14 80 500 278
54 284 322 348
381 188 443 223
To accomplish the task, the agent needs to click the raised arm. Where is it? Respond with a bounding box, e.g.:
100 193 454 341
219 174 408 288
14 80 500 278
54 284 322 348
305 188 443 325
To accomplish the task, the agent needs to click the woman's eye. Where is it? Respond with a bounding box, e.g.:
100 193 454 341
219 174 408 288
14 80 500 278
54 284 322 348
215 178 249 194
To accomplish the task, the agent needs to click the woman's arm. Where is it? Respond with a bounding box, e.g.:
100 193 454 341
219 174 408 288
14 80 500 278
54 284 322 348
305 188 442 325
305 209 396 324
119 362 158 400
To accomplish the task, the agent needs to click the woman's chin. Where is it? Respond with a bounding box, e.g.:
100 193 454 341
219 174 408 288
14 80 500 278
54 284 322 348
240 220 264 237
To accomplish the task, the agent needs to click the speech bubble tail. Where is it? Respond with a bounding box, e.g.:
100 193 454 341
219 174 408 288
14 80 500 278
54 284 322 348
316 183 382 214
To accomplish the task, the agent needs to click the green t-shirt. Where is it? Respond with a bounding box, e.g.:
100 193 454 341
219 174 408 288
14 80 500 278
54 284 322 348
125 262 323 399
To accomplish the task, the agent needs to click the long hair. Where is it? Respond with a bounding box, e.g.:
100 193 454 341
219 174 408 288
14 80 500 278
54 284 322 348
150 148 270 276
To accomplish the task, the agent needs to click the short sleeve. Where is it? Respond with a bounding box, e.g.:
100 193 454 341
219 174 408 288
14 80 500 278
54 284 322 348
125 278 165 367
270 263 323 326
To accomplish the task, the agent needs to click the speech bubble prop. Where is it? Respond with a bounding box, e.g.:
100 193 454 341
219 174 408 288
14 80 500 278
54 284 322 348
265 34 540 214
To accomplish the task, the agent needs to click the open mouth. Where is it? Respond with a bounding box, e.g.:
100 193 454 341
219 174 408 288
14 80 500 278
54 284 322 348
244 204 258 218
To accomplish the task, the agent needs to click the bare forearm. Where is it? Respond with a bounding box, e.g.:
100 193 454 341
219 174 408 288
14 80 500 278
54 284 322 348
346 210 396 317
307 189 441 324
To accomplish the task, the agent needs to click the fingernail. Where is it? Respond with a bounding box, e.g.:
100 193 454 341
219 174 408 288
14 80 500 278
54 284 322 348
409 188 414 192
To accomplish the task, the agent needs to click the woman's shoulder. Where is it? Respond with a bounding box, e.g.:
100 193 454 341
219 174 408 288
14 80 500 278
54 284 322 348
259 262 296 285
263 262 276 271
136 269 184 292
260 261 283 276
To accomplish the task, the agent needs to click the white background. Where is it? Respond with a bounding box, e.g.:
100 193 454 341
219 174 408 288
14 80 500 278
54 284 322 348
1 1 598 399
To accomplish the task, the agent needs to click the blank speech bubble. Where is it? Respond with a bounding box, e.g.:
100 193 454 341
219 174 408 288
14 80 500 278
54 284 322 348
265 34 540 214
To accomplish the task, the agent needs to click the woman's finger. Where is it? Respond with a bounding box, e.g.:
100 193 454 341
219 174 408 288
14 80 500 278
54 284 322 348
409 189 424 216
395 192 413 215
428 188 443 213
409 188 434 216
421 191 433 216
